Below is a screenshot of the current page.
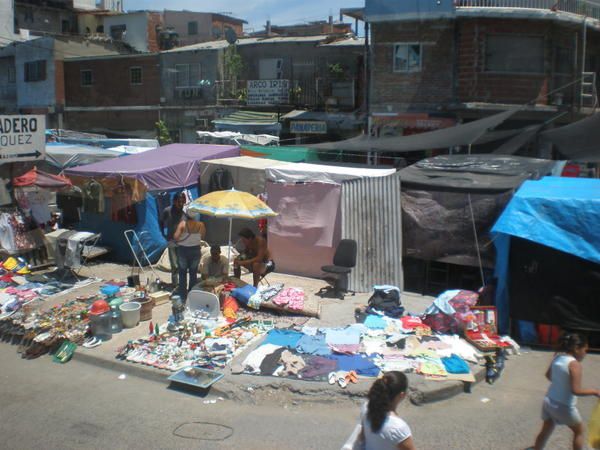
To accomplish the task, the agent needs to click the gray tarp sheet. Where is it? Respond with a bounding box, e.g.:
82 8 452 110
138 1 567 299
399 155 557 267
540 112 600 162
398 154 557 192
310 110 516 152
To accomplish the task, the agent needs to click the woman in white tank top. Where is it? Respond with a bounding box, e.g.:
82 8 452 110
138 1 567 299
530 333 600 450
173 205 206 302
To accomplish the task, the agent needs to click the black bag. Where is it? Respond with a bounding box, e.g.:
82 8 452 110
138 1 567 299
367 288 404 318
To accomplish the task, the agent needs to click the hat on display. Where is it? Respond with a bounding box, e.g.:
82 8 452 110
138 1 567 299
89 299 110 315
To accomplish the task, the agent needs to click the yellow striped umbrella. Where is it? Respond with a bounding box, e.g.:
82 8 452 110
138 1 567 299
187 188 277 264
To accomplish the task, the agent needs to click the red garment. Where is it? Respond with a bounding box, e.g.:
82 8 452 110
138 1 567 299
400 316 424 329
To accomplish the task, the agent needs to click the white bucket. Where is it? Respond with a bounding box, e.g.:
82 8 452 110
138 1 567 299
119 302 141 328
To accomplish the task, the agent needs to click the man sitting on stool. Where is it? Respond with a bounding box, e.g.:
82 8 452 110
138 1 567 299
233 228 274 287
201 245 229 280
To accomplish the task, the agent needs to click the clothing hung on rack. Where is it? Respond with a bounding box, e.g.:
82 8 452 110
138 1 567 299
0 209 36 253
82 179 105 214
111 182 137 224
56 186 83 227
15 189 52 227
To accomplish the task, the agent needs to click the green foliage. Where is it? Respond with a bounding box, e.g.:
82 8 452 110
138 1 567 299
224 45 244 80
328 63 345 78
155 120 172 145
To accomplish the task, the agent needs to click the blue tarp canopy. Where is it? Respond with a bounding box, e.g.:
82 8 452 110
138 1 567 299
492 176 600 333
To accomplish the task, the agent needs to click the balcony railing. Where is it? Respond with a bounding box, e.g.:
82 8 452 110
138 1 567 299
456 0 600 20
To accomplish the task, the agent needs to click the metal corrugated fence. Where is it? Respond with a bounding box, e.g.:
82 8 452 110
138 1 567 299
341 173 403 293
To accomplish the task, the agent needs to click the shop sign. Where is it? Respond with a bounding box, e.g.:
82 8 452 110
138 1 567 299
176 87 205 99
290 120 327 134
247 79 289 106
0 115 45 164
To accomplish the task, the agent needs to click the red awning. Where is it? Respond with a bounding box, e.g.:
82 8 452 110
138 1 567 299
13 167 72 189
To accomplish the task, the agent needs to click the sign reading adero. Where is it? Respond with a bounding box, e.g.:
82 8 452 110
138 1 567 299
247 80 289 106
0 115 46 164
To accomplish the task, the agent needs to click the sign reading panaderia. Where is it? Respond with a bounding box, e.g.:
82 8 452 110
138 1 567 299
0 115 46 163
247 80 289 106
290 120 327 134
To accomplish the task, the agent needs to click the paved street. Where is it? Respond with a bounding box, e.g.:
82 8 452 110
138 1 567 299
0 342 598 450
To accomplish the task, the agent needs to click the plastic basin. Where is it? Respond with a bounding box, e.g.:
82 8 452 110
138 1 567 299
119 302 141 328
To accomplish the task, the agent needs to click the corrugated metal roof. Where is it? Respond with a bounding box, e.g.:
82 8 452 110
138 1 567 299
162 35 337 53
213 110 279 126
319 37 365 47
162 40 231 52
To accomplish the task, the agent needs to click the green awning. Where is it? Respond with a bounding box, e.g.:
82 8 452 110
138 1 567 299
241 145 320 162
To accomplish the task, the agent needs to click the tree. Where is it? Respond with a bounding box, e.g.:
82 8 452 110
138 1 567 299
155 120 172 145
224 44 244 98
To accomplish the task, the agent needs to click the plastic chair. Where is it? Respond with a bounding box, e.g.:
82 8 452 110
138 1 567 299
319 239 357 298
186 290 220 319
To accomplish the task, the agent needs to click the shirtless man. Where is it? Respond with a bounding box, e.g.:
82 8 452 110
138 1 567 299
233 228 274 287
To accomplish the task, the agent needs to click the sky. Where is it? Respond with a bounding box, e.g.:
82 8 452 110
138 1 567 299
125 0 364 33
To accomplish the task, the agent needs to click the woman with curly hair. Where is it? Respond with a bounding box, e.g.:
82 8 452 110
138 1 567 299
358 371 416 450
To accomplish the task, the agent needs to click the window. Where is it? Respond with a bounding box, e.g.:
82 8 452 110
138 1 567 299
393 43 422 73
130 66 143 85
62 20 70 33
110 24 127 40
24 60 46 82
7 66 15 83
175 64 201 87
24 8 34 23
80 69 93 86
485 35 544 74
259 58 283 80
188 21 198 35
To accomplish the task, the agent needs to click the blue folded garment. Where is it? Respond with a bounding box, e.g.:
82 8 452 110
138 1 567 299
329 354 380 377
363 315 387 330
295 334 331 356
231 285 257 306
263 329 304 348
441 354 470 374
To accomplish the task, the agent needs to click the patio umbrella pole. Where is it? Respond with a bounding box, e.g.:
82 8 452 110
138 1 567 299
228 217 233 275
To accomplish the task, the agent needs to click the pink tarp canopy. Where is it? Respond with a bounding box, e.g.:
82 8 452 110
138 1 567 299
65 144 240 191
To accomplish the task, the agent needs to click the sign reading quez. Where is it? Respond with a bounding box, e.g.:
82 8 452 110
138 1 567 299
247 80 289 106
0 115 46 163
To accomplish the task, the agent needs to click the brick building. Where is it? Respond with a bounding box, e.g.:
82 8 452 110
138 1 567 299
351 0 600 144
63 53 160 137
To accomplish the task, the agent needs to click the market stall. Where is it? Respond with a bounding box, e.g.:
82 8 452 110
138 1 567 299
264 163 400 291
198 156 290 245
398 154 557 294
492 176 600 342
64 144 240 263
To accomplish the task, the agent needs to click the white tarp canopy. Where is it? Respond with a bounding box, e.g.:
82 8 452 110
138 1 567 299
266 163 397 184
197 131 279 146
45 144 125 169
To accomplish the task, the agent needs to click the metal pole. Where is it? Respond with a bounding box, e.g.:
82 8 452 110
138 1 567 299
580 13 587 110
364 21 370 134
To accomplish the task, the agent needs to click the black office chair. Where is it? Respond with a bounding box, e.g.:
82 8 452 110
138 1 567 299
318 239 357 299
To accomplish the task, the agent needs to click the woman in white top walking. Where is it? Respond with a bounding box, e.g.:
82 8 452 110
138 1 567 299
173 205 205 302
531 333 600 450
358 371 416 450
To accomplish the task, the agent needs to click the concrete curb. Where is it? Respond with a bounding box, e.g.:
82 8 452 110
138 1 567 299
71 346 489 405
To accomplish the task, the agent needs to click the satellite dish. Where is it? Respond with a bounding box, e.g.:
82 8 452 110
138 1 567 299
225 27 238 45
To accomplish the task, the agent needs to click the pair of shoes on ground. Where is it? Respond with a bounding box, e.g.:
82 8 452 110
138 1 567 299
82 336 102 348
328 370 358 389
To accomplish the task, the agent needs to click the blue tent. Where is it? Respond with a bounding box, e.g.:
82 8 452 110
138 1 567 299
68 144 240 263
492 176 600 333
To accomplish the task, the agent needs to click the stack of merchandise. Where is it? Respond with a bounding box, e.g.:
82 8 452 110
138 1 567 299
0 295 98 359
116 317 274 372
240 310 519 385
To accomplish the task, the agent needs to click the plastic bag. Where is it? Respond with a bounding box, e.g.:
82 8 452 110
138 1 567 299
589 400 600 449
